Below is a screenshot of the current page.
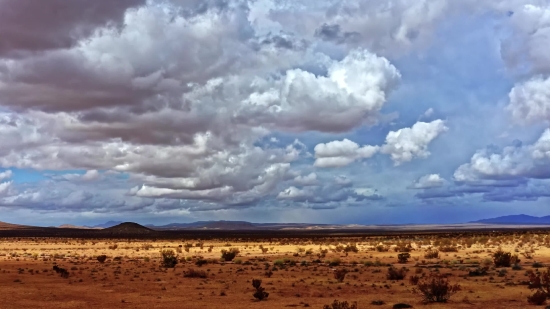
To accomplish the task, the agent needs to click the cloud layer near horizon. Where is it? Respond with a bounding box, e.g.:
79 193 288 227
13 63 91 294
1 0 550 225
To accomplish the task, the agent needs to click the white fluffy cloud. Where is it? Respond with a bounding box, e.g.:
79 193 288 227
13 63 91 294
314 139 379 168
501 3 550 74
2 0 546 216
314 119 447 168
454 129 550 182
0 170 12 181
381 120 448 165
508 76 550 124
409 174 446 189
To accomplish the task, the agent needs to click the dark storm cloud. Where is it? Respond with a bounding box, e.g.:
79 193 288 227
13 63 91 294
0 0 146 57
315 23 361 44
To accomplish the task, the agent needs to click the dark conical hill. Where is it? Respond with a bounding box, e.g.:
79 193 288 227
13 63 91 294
104 222 154 234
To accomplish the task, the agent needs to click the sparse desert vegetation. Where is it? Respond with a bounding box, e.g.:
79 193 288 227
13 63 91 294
2 229 550 308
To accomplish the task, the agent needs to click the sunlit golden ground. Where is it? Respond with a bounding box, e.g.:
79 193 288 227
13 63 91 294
0 233 548 308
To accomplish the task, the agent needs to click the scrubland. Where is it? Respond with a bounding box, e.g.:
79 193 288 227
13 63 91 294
1 231 550 308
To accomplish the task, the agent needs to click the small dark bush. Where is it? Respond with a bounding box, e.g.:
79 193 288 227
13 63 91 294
252 279 269 301
409 275 420 285
183 268 207 278
398 253 410 264
387 267 408 280
468 267 488 277
492 248 520 267
527 290 547 305
413 273 460 303
334 269 348 283
439 246 458 253
528 268 550 303
221 248 240 262
323 300 358 309
371 300 385 305
424 249 439 259
532 261 544 268
160 250 178 268
392 304 413 309
195 259 208 267
96 255 107 263
52 265 69 278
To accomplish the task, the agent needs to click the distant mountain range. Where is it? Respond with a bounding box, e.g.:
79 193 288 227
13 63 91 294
59 220 337 230
51 215 550 231
470 214 550 225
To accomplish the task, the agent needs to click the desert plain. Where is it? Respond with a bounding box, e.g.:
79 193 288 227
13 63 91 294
1 223 550 308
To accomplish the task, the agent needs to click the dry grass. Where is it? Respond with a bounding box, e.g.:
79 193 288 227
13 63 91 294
0 232 550 308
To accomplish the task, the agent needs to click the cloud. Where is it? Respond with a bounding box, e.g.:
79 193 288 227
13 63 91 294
408 174 445 189
314 139 379 168
454 129 550 182
2 0 550 219
0 170 12 181
292 173 319 186
508 76 550 124
500 3 550 74
381 120 448 165
0 0 146 57
276 174 383 207
0 181 11 196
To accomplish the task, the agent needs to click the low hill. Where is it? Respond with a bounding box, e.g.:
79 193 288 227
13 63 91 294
103 222 155 234
470 214 550 225
0 221 28 230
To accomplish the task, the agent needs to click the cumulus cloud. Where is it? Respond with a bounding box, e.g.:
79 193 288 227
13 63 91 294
0 170 12 181
292 173 319 186
454 129 550 184
2 0 548 217
0 0 146 57
508 76 550 124
408 174 445 189
277 176 383 206
381 120 448 165
0 181 11 196
314 139 379 168
500 3 550 74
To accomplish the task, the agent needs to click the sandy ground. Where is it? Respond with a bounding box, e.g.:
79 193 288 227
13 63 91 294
0 235 548 308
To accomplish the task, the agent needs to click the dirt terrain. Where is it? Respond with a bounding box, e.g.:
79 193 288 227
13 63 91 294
1 226 549 308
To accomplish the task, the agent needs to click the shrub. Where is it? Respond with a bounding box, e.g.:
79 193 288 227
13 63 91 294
323 300 358 309
329 258 341 267
468 267 488 277
439 246 458 253
195 258 208 267
334 269 348 283
398 253 410 264
160 250 178 268
96 255 107 263
424 249 439 259
413 273 461 303
387 267 408 280
533 261 545 268
409 275 420 285
221 248 239 261
492 248 520 267
344 244 359 253
52 265 69 278
528 268 550 299
273 259 284 266
183 268 207 278
252 279 269 301
527 290 547 305
376 245 389 252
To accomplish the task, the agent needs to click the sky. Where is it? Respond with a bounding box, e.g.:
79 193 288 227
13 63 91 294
1 0 550 226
